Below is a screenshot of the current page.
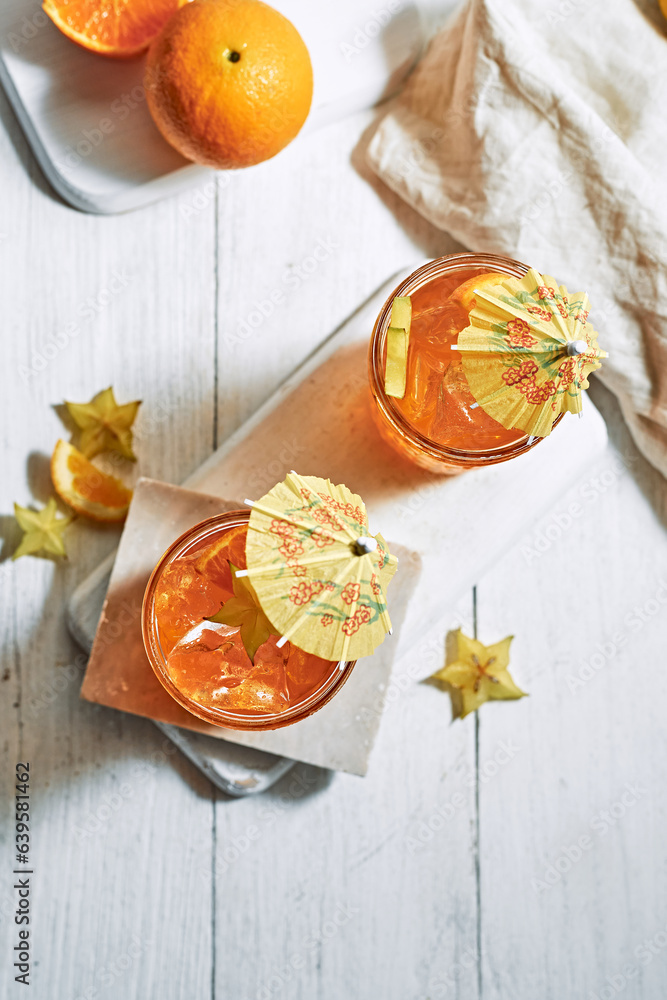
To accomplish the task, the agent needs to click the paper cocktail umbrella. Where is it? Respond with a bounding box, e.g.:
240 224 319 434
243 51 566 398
452 268 607 437
238 472 398 661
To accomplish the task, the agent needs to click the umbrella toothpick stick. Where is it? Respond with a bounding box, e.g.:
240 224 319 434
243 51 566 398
235 546 356 579
353 536 377 555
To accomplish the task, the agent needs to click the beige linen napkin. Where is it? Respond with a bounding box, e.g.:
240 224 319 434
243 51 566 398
367 0 667 477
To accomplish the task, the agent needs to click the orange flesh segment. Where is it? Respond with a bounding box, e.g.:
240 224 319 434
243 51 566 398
67 450 131 508
51 440 132 521
195 524 248 575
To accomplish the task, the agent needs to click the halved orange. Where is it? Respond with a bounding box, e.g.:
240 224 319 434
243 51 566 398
51 440 132 522
43 0 189 58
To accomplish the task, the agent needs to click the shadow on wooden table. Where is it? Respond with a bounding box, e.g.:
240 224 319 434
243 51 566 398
26 449 53 502
351 115 467 262
589 378 667 531
0 84 68 208
0 512 23 561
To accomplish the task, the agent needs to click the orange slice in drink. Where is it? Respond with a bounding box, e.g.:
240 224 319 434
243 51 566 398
449 272 508 313
43 0 188 58
156 524 248 654
195 523 248 580
51 440 132 522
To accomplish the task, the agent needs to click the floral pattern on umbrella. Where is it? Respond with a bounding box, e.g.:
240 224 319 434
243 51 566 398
240 472 398 661
454 268 608 437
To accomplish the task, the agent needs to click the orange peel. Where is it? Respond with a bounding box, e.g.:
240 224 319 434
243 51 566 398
448 272 509 313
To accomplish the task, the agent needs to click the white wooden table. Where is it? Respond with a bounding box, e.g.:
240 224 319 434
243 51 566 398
2 7 667 997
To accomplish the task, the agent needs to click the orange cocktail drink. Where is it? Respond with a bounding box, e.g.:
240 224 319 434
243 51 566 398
368 253 554 472
142 510 355 731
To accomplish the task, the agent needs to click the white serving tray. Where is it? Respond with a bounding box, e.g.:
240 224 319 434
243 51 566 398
0 0 422 213
68 268 609 791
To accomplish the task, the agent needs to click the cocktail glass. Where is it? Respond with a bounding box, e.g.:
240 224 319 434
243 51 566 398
142 509 356 731
368 252 562 473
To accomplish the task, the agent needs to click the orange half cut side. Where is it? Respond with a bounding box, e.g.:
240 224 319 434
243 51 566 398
43 0 188 58
51 440 132 522
195 524 248 580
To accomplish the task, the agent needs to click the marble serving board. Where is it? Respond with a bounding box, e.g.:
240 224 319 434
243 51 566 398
179 279 609 673
0 0 422 213
69 268 608 790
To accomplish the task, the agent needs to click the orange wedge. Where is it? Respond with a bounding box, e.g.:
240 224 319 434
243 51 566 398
51 440 132 522
43 0 188 58
449 272 509 313
195 524 248 581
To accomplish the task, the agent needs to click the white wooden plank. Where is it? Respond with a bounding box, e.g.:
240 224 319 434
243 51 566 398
475 382 667 1000
212 590 481 1000
0 76 217 998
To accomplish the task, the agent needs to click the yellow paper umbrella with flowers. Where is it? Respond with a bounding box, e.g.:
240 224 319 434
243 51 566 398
453 268 607 437
237 472 398 662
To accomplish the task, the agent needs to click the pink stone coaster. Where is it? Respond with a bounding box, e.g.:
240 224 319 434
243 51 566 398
80 478 421 776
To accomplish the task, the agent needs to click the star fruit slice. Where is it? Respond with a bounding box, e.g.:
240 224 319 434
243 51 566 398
65 386 141 461
207 564 278 664
13 497 72 560
431 629 527 719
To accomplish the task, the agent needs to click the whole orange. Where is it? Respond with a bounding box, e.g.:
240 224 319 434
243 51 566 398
145 0 313 169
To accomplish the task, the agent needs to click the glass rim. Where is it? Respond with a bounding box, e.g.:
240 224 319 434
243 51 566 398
141 509 357 732
368 252 561 467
